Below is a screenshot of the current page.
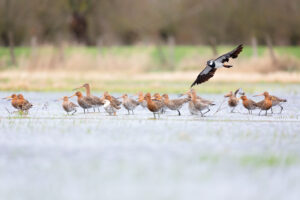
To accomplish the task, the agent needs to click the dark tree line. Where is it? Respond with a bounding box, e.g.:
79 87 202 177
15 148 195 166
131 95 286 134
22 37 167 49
0 0 299 46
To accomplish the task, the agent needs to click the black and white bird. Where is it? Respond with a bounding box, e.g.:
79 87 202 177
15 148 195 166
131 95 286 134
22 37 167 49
191 44 243 87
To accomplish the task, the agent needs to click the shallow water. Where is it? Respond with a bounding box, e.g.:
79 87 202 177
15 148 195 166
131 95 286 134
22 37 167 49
0 91 300 200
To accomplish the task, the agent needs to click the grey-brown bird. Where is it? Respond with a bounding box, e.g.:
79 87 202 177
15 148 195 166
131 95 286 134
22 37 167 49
122 94 139 114
60 96 78 115
162 94 190 116
70 91 93 113
74 83 104 112
224 88 240 113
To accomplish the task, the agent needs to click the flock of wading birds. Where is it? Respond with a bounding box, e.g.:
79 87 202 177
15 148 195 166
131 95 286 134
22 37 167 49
3 84 287 118
2 44 288 118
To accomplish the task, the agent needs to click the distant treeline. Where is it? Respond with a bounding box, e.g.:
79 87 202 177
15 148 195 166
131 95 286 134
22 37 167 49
0 0 300 46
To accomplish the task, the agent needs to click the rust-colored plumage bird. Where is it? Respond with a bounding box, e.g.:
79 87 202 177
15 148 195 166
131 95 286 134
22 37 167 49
74 83 104 112
103 95 121 116
3 94 19 110
70 91 93 113
254 92 273 116
137 92 147 108
60 96 78 115
122 94 139 114
144 93 164 118
224 88 240 113
240 95 257 114
152 93 166 113
16 94 33 112
162 94 190 116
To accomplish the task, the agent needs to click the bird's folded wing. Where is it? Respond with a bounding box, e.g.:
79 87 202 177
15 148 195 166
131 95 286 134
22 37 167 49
215 44 243 63
191 66 216 87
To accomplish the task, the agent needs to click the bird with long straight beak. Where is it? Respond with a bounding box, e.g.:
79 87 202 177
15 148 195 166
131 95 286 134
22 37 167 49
58 96 78 115
73 83 104 112
254 92 273 116
69 91 93 114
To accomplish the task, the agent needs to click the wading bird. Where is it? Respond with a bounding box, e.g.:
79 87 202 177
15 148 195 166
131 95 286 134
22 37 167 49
74 83 104 112
162 94 190 116
17 94 33 113
103 95 121 116
3 94 19 110
103 91 122 107
59 96 78 115
122 94 139 114
187 89 215 116
254 92 273 116
191 44 243 87
240 95 257 114
224 88 241 113
70 91 93 113
137 92 147 108
144 93 164 118
269 95 287 113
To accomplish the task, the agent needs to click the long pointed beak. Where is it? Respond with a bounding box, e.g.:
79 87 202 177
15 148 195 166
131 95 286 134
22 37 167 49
253 93 264 97
69 94 76 98
2 96 12 100
72 86 83 91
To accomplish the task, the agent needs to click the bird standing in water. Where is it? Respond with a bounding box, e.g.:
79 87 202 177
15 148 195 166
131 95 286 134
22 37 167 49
144 93 164 118
103 95 121 116
224 88 241 113
74 83 104 112
162 94 190 116
137 92 147 108
103 91 122 107
188 89 214 116
69 91 93 113
254 92 273 116
191 44 243 87
122 94 139 114
59 96 78 115
3 94 19 110
16 94 33 113
240 95 257 114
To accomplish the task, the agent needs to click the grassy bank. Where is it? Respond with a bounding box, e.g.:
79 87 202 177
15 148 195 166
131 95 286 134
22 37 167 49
0 69 299 93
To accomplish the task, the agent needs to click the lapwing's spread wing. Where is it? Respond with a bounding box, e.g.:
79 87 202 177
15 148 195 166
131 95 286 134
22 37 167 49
215 44 243 63
191 66 217 87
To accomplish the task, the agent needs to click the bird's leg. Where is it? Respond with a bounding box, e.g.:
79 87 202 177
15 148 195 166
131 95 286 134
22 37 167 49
248 110 250 114
153 113 156 119
72 110 77 115
258 109 262 116
203 108 210 115
93 107 95 112
231 107 235 113
265 110 268 116
279 105 283 114
83 109 85 114
271 107 273 114
98 107 100 112
127 110 130 115
200 111 204 117
177 110 181 116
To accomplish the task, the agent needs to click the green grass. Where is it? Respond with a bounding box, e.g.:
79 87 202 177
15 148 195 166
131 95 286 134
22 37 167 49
1 45 300 61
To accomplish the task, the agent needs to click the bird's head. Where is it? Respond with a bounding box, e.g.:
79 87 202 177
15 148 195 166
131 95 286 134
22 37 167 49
240 95 247 101
207 60 215 67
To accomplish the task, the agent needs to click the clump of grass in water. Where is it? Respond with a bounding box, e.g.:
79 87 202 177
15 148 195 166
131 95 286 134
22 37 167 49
240 154 299 167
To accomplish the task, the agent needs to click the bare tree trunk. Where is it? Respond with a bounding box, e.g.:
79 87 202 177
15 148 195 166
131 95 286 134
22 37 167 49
208 37 218 56
8 31 16 66
167 35 175 71
251 36 258 58
265 34 277 64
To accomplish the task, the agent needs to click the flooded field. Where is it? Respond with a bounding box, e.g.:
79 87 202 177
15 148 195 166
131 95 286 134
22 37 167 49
1 90 300 200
